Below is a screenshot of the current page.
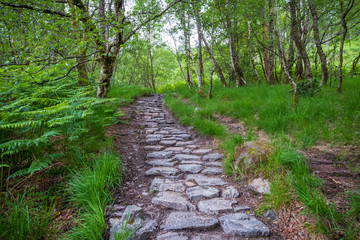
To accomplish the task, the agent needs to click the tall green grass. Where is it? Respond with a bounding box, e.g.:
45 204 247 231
66 152 123 240
107 84 152 105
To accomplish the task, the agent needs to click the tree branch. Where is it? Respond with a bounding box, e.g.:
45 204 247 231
1 1 70 17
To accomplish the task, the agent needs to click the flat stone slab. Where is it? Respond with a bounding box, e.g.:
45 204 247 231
150 178 185 192
157 232 189 240
147 151 173 159
144 145 165 151
178 164 203 173
161 212 219 231
202 167 222 175
152 192 195 211
145 167 179 177
186 186 220 201
186 174 227 186
159 140 177 146
147 134 164 139
164 147 184 152
205 162 223 167
192 235 223 240
219 213 270 237
203 153 223 161
198 198 236 214
147 159 177 167
176 141 194 146
192 149 212 155
173 154 200 161
173 134 191 140
146 138 160 144
222 186 240 198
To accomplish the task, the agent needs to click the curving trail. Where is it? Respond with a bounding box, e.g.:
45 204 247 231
107 95 271 240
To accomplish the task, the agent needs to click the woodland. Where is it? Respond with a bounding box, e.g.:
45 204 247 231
0 0 359 239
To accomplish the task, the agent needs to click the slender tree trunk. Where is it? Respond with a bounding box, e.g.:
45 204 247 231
248 21 261 83
262 5 270 82
338 0 355 93
147 24 155 93
196 11 204 91
351 52 360 77
287 40 295 79
289 0 313 82
308 0 329 86
268 0 275 83
275 0 297 109
208 66 215 99
181 5 194 86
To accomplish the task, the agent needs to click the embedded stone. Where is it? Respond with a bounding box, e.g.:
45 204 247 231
192 149 212 155
234 206 251 212
263 210 277 221
234 141 273 171
198 198 236 214
147 159 177 167
146 138 160 144
174 134 191 140
150 178 185 192
205 162 223 167
203 153 223 161
173 154 200 161
218 213 270 237
186 186 220 201
161 212 219 231
176 141 194 146
222 186 240 198
202 167 222 175
248 178 271 195
178 164 203 173
164 147 184 152
159 140 177 146
157 232 188 240
185 181 197 187
152 192 195 211
144 145 165 151
192 235 223 240
147 151 173 159
186 174 227 186
145 167 179 177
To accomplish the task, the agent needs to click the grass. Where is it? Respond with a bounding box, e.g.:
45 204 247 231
107 84 152 105
161 77 360 239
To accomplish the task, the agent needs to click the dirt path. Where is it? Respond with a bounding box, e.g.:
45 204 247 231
106 95 275 240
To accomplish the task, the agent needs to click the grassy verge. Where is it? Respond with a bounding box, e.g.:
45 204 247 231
107 84 152 105
161 79 360 238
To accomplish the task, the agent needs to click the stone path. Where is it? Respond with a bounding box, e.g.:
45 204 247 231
109 95 270 240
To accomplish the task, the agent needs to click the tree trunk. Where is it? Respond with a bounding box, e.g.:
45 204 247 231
147 25 155 93
208 66 215 99
96 55 116 98
351 52 360 77
248 21 261 83
308 0 329 86
196 11 204 93
287 40 295 80
289 0 313 82
338 0 355 93
268 0 275 83
181 5 194 86
262 5 270 82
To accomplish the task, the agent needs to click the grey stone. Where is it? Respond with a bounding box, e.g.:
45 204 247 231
181 148 192 154
178 160 203 165
174 134 191 140
157 232 189 240
218 213 270 237
161 212 219 231
192 235 223 240
234 141 273 171
145 167 179 177
178 164 203 173
222 186 240 198
186 186 220 201
144 145 164 151
173 154 200 161
248 178 271 195
185 181 197 187
109 217 121 226
202 167 222 175
192 149 212 155
159 140 177 146
176 141 194 146
205 162 223 167
150 178 185 192
147 159 177 167
234 206 251 212
147 151 173 159
186 145 198 149
198 198 236 214
186 174 227 186
263 210 277 221
152 191 195 211
155 131 169 135
146 138 160 144
164 147 184 152
203 153 223 161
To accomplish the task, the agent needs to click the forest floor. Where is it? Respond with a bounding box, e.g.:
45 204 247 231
103 94 322 240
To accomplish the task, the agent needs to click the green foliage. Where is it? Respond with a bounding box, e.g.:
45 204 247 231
295 79 321 97
66 152 123 240
107 84 152 104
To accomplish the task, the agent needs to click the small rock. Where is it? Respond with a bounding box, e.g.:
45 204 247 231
147 134 164 139
181 148 192 154
146 138 160 144
144 145 164 151
178 164 203 173
248 178 271 195
202 167 222 175
176 141 194 146
205 161 222 167
147 151 174 159
186 174 227 186
219 213 270 237
198 198 236 214
203 153 223 161
159 140 177 146
222 186 240 198
152 192 196 211
150 178 185 192
234 206 251 212
147 159 177 167
145 167 179 177
186 186 220 201
192 149 212 155
263 210 277 221
192 235 223 240
185 181 197 187
234 141 273 171
160 212 219 231
157 232 189 240
173 154 200 161
164 147 184 152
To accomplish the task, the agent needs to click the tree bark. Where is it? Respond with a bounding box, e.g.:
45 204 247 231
338 0 355 93
308 0 329 86
181 5 194 86
351 52 360 77
208 66 215 99
268 0 275 83
195 8 204 93
248 21 261 83
289 0 313 82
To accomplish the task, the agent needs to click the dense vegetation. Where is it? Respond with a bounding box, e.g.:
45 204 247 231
1 0 359 239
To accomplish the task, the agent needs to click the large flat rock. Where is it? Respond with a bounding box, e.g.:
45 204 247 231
145 167 179 177
147 159 178 167
192 149 212 155
150 178 185 192
152 192 195 211
160 212 219 231
218 213 270 237
173 154 200 161
186 186 220 201
178 164 203 173
157 232 188 240
147 151 174 159
202 167 222 175
198 198 236 214
186 174 227 186
203 153 223 161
